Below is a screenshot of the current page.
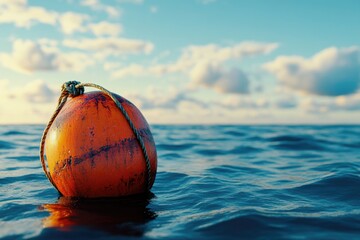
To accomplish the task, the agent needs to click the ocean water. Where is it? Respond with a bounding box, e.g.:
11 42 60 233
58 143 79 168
0 125 360 239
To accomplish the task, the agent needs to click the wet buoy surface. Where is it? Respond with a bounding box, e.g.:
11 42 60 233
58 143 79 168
44 91 157 198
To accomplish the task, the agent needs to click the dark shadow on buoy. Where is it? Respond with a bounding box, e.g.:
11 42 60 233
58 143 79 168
39 192 157 238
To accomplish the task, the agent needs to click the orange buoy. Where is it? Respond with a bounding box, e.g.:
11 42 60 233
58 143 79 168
41 82 157 198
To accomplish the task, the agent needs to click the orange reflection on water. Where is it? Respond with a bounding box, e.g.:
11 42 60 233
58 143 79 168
40 193 157 237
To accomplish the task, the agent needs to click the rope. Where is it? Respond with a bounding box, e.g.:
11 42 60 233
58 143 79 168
39 81 152 193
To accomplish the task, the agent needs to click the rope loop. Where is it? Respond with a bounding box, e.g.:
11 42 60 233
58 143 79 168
40 81 152 194
63 80 84 97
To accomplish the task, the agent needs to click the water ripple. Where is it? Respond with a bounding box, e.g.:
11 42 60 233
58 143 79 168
0 140 15 149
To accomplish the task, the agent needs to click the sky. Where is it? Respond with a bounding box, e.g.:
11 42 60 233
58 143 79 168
0 0 359 124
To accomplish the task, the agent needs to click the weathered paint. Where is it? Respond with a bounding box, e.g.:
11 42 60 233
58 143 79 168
45 91 157 198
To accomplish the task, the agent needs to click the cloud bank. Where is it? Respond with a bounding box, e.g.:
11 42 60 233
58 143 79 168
112 42 278 94
0 40 94 73
63 38 154 56
0 0 58 27
81 0 120 17
190 62 249 94
265 47 360 96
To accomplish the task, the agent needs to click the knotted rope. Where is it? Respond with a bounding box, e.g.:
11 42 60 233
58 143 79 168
40 81 152 193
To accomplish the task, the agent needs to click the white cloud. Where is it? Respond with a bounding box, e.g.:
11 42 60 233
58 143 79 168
275 95 298 109
177 42 278 69
150 6 158 13
9 80 57 103
57 52 95 72
112 64 148 78
190 62 249 94
59 12 89 34
103 62 123 71
0 0 26 8
38 38 58 48
81 0 120 17
333 94 360 111
88 21 122 36
81 0 97 5
0 40 58 72
0 39 94 73
0 1 121 37
127 86 269 114
265 46 360 96
215 95 270 109
112 42 278 79
0 0 58 27
299 98 332 114
112 42 277 94
127 87 193 110
0 79 10 101
63 37 154 56
117 0 144 4
0 1 122 37
58 13 123 36
110 63 178 79
299 93 360 114
124 88 275 124
0 79 58 124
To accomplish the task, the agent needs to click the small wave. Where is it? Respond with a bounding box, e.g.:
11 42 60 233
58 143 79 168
269 134 356 152
288 174 360 203
207 165 272 177
156 171 188 180
0 173 44 184
341 142 360 149
195 149 228 156
154 172 192 190
268 135 329 151
197 213 360 239
197 214 282 238
6 155 38 162
229 145 262 154
245 136 266 142
286 153 322 159
0 140 15 149
272 142 326 151
311 162 360 175
157 143 196 151
268 135 310 142
27 146 40 151
0 203 36 221
2 130 27 136
223 130 247 137
159 152 183 160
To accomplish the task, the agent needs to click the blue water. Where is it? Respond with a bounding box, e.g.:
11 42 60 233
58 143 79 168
0 125 360 239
